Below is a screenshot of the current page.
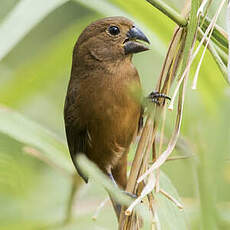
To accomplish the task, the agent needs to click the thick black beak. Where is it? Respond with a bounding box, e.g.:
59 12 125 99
124 26 150 55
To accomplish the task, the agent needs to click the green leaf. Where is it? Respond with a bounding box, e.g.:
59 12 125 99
0 15 96 107
77 154 133 205
78 155 187 228
0 0 69 61
0 105 73 174
0 0 18 21
157 171 188 230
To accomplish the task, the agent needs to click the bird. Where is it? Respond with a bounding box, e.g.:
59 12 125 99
64 16 169 218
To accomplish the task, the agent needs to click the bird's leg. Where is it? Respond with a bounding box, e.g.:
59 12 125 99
107 172 121 219
147 91 171 105
107 172 137 220
108 172 118 187
108 172 136 198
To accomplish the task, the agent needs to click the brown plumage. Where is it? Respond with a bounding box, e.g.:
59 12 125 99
64 16 150 216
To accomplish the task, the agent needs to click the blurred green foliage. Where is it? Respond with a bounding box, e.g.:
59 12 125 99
0 0 229 229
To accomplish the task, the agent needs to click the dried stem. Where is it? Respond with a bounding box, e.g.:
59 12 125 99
159 189 183 210
118 0 202 228
137 29 190 184
166 154 194 161
192 0 226 90
92 197 110 220
126 116 154 193
119 26 186 230
137 79 186 183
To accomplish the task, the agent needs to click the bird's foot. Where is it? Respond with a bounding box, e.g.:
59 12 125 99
147 91 171 106
122 190 137 199
108 172 137 198
113 191 137 219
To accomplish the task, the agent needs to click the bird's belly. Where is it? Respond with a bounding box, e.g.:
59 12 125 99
77 73 141 172
86 99 140 172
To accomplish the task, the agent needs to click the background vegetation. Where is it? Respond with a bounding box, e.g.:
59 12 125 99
0 0 229 229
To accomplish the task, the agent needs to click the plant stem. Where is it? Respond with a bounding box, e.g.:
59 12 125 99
64 175 80 224
214 43 228 65
146 0 187 27
197 28 229 85
202 16 228 50
207 42 229 84
146 0 228 54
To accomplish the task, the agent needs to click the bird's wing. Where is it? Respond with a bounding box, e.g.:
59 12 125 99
64 97 88 183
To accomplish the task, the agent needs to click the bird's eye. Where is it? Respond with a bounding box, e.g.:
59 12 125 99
108 26 120 36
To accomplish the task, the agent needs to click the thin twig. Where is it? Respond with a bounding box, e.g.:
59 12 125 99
138 26 194 183
119 1 195 228
197 0 209 17
159 189 183 210
125 172 156 216
156 27 182 91
192 0 227 89
202 16 228 50
146 0 187 27
92 197 110 220
149 154 194 164
198 28 229 84
138 72 187 183
126 116 154 193
168 1 224 110
166 154 194 161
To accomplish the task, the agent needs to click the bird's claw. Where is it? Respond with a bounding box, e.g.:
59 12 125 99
122 191 137 199
148 91 171 105
108 172 137 199
113 191 137 217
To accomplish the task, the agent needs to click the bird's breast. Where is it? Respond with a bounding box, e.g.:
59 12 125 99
78 62 141 124
74 62 141 169
86 81 140 169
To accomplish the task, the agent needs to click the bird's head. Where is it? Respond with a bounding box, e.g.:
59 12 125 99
73 16 150 65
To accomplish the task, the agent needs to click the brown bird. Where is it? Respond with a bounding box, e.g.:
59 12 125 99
64 16 169 217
